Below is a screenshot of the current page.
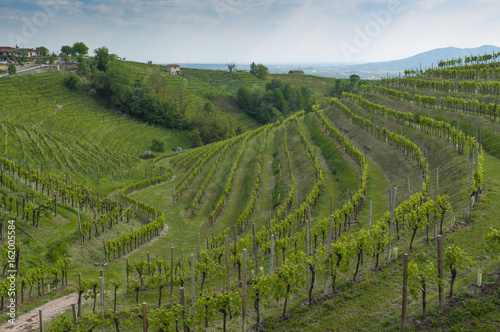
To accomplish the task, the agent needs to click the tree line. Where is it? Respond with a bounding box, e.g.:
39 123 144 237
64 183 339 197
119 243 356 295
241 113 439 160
236 79 316 124
63 46 234 146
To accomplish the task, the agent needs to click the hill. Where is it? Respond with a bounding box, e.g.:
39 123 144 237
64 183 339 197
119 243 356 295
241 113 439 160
335 45 500 78
0 60 499 331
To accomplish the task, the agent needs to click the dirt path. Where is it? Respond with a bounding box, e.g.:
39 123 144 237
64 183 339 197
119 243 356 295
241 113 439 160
0 224 169 331
1 292 85 332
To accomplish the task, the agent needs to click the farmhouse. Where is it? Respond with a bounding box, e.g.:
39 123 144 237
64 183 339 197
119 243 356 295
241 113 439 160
0 46 40 57
289 70 304 74
166 64 182 75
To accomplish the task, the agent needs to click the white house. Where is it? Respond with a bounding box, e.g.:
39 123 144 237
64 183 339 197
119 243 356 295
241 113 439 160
166 64 181 75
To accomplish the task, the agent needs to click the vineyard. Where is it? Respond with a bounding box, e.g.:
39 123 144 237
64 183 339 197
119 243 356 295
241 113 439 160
0 60 499 331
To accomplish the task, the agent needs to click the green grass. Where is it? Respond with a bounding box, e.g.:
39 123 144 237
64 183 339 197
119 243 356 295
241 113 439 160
1 64 500 331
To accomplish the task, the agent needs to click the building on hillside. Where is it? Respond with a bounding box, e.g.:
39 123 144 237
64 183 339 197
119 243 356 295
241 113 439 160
0 47 14 57
0 46 40 57
24 48 40 57
288 70 304 74
166 64 181 75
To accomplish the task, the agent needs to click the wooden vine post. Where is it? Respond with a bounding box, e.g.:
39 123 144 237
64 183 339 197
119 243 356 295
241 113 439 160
64 253 68 286
224 235 230 283
387 187 397 264
77 208 82 244
253 223 258 278
71 303 78 328
323 213 334 296
270 234 275 275
242 248 247 332
437 235 444 306
170 247 174 305
305 214 310 291
180 287 186 331
40 259 44 295
402 254 409 330
147 252 151 276
99 276 105 332
126 258 129 292
190 254 195 306
142 302 148 332
434 168 439 240
39 309 44 332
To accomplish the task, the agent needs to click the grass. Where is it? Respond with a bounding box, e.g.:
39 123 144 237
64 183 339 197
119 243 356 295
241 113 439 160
1 64 500 331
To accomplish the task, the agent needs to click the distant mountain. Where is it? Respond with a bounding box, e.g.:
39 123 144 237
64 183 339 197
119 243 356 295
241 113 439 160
336 45 500 79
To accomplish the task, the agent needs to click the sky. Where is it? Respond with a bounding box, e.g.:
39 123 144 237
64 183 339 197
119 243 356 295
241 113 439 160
0 0 499 64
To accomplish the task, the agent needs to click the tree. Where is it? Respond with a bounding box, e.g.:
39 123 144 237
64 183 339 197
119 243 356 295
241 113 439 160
148 60 153 65
76 54 88 74
188 128 203 147
227 62 236 72
7 64 16 75
203 101 215 114
236 86 251 109
60 45 72 56
44 54 56 64
94 46 110 71
36 46 49 56
350 74 361 82
255 64 269 80
72 42 88 56
151 139 165 152
444 245 472 299
250 62 257 75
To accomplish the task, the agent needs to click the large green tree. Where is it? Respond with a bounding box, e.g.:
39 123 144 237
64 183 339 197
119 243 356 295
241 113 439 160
36 46 49 56
94 46 110 71
60 45 72 56
72 42 88 56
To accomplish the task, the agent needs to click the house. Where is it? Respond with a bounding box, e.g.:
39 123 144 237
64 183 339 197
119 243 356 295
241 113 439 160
0 47 40 57
24 48 40 57
288 70 304 74
0 47 14 57
166 64 181 75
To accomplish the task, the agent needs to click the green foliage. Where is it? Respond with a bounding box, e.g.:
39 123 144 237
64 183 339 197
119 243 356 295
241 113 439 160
485 227 500 253
7 63 16 75
304 113 358 195
151 138 165 152
203 101 215 114
94 46 110 71
72 42 89 56
36 46 49 56
60 45 72 56
272 179 283 208
350 74 360 82
408 260 439 315
188 128 203 147
236 79 315 124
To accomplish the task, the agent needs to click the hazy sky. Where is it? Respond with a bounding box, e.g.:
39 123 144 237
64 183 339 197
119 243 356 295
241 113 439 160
1 0 498 64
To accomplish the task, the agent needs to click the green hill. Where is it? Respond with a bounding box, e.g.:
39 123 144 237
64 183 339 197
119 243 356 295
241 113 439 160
0 61 499 331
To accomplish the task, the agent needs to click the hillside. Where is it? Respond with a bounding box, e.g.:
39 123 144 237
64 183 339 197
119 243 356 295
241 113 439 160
0 61 499 331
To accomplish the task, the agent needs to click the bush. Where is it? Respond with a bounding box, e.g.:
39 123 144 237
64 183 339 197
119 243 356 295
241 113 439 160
151 139 165 152
8 63 16 75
